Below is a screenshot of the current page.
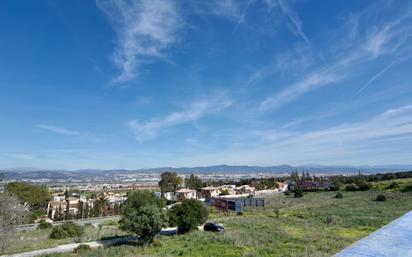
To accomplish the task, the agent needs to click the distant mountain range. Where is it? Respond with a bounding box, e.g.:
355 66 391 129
2 164 412 181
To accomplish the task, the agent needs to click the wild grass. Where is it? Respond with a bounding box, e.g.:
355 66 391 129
1 224 126 255
39 184 412 257
370 177 412 191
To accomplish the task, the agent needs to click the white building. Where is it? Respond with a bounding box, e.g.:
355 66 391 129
201 186 221 198
175 189 197 201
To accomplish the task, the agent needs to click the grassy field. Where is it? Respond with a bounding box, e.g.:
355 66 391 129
36 181 412 257
1 224 126 255
3 180 412 257
370 177 412 191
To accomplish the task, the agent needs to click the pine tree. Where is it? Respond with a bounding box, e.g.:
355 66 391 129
84 203 90 218
64 189 70 220
54 205 65 221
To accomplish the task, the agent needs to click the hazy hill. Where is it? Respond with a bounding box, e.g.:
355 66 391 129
2 164 412 181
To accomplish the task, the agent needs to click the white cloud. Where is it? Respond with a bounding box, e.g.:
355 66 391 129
193 105 412 166
260 3 412 112
36 125 101 142
261 105 412 147
96 0 181 83
36 125 81 136
363 14 412 58
197 0 242 21
277 0 310 45
260 71 341 111
128 94 232 142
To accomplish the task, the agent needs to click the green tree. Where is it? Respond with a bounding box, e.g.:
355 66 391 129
5 182 51 210
220 189 230 195
83 203 90 219
186 174 203 191
54 205 65 221
64 189 70 220
159 172 183 195
113 202 121 215
120 191 166 244
121 191 165 212
77 201 86 219
294 187 304 198
168 198 208 234
290 170 299 182
122 205 166 243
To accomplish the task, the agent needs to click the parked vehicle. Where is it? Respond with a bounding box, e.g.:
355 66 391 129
203 222 224 232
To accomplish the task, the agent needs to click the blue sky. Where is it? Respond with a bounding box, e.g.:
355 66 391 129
1 0 412 169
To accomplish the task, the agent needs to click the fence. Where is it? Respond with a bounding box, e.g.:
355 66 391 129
209 197 265 213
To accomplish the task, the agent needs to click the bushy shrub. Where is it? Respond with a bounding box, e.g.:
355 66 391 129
358 182 371 191
50 221 84 239
37 220 53 230
294 187 303 198
401 184 412 192
83 223 94 229
335 192 343 199
376 194 387 202
220 189 230 196
345 184 359 191
325 215 341 225
273 208 280 218
73 244 91 253
168 199 208 234
330 180 342 191
50 226 68 239
386 182 399 189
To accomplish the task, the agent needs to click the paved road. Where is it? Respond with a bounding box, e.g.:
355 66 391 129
334 210 412 257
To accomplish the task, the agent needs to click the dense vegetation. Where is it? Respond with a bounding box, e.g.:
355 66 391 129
5 182 51 210
4 182 51 222
50 222 84 239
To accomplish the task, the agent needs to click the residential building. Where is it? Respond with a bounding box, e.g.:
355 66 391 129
201 186 221 198
175 188 197 201
235 185 256 195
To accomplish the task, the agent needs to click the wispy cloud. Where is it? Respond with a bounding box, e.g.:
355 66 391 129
36 125 81 136
277 0 311 45
128 94 232 142
232 0 253 34
260 70 341 111
196 0 242 21
7 153 37 161
260 2 412 112
96 0 181 83
258 105 412 147
199 105 412 166
354 59 397 97
36 125 101 142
